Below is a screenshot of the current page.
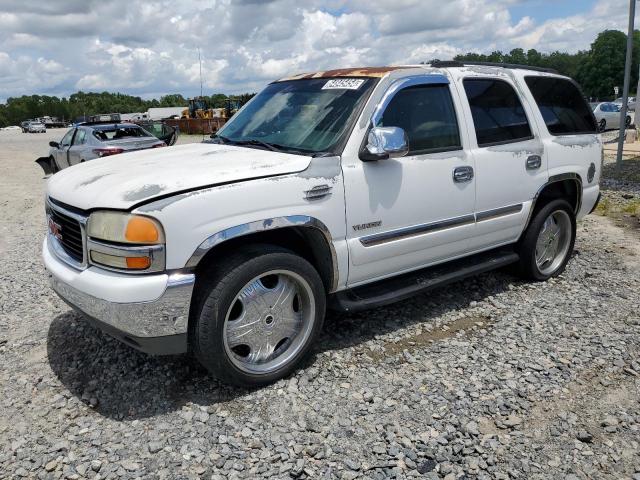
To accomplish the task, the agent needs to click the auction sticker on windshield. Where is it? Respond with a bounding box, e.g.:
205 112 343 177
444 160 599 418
322 79 365 90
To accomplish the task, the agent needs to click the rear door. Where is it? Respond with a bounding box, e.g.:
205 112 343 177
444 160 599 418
458 77 547 250
523 75 600 218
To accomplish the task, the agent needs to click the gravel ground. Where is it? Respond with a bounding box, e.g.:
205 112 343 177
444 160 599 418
1 129 639 479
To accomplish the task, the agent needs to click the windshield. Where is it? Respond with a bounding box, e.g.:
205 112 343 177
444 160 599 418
214 78 376 154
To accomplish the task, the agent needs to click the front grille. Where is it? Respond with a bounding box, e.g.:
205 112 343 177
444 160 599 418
49 208 84 263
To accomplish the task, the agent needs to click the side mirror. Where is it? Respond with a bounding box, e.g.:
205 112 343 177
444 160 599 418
49 141 60 148
359 126 409 162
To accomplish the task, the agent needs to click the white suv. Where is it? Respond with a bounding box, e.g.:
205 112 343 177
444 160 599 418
43 62 602 386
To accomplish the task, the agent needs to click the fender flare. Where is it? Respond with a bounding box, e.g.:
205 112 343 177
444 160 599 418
184 215 339 291
523 172 583 231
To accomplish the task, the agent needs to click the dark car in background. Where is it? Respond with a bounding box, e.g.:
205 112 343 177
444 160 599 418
36 122 166 174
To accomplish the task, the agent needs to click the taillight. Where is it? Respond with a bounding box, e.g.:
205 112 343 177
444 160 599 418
92 148 124 157
152 142 167 148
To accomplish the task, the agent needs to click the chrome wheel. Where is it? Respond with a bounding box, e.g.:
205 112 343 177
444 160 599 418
222 269 315 374
535 210 572 276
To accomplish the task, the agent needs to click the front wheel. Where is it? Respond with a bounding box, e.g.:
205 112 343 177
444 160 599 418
191 245 326 387
516 199 576 280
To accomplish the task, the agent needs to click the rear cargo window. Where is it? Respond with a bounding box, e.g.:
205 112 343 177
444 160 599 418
463 79 533 147
525 77 597 135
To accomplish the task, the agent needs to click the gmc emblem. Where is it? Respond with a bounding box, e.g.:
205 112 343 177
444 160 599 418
48 216 63 241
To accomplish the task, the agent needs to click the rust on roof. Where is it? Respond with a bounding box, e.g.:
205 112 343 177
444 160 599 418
278 66 413 81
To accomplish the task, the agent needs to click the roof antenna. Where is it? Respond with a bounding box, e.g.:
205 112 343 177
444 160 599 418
198 47 205 141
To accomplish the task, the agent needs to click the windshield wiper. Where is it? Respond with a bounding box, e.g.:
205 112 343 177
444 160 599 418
231 139 282 152
209 135 320 156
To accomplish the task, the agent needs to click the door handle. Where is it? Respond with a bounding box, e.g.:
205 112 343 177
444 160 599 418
526 155 542 170
453 166 474 183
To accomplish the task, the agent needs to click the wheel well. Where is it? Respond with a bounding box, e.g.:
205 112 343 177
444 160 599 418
193 226 335 293
535 179 580 215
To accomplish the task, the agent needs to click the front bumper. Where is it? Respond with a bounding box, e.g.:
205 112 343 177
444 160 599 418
43 236 194 354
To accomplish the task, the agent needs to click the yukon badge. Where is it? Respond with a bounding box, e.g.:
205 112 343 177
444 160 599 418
352 221 382 232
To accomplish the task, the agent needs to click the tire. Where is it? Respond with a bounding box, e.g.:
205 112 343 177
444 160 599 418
191 245 326 387
516 199 576 281
598 119 606 132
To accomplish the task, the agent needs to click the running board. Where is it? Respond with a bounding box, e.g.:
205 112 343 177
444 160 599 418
330 248 519 312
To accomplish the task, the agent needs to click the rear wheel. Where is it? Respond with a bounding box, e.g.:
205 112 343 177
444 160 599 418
598 119 606 132
516 199 576 280
191 245 326 387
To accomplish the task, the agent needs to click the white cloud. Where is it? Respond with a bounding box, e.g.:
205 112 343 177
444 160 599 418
0 0 635 102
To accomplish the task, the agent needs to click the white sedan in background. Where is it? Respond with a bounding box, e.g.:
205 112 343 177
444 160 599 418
593 102 632 132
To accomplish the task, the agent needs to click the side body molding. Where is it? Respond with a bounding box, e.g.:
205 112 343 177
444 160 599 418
184 215 339 291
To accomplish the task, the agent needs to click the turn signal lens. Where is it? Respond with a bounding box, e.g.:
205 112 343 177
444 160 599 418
125 256 151 269
87 211 164 244
125 216 160 243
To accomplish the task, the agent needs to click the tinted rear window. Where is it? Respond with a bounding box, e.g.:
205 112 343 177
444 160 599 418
92 126 151 141
524 77 597 135
464 79 533 147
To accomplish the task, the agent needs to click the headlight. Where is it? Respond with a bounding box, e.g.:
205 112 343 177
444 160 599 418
86 211 165 272
87 211 164 244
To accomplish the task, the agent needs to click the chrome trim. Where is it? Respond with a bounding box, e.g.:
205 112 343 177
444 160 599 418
526 155 542 170
476 203 523 222
453 166 474 183
50 271 195 338
185 215 339 292
46 198 88 270
87 238 166 273
371 74 450 126
360 203 524 247
304 184 333 200
360 214 475 247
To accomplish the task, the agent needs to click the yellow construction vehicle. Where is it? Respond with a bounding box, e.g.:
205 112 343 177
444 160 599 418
181 97 216 119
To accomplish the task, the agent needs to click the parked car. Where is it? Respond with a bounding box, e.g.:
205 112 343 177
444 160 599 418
35 122 166 174
42 63 602 386
593 102 631 131
134 120 179 146
614 96 636 111
27 121 46 133
20 120 32 132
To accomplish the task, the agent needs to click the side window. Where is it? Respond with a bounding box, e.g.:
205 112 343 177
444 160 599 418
463 79 533 147
525 77 597 135
72 130 86 145
60 129 75 147
377 84 461 154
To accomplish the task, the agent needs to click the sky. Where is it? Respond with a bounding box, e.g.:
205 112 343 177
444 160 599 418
0 0 634 102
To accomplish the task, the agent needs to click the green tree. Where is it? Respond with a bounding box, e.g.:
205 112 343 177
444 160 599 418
579 30 627 99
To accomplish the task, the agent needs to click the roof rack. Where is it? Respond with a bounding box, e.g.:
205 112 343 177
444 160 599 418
429 60 558 74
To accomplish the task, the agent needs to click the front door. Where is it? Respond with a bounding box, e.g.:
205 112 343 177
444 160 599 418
67 129 86 166
342 76 476 286
54 128 76 169
457 77 548 250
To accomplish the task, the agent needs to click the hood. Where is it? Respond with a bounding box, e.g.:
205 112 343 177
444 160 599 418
46 143 312 210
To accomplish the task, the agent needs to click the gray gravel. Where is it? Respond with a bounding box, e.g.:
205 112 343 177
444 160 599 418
1 129 639 479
